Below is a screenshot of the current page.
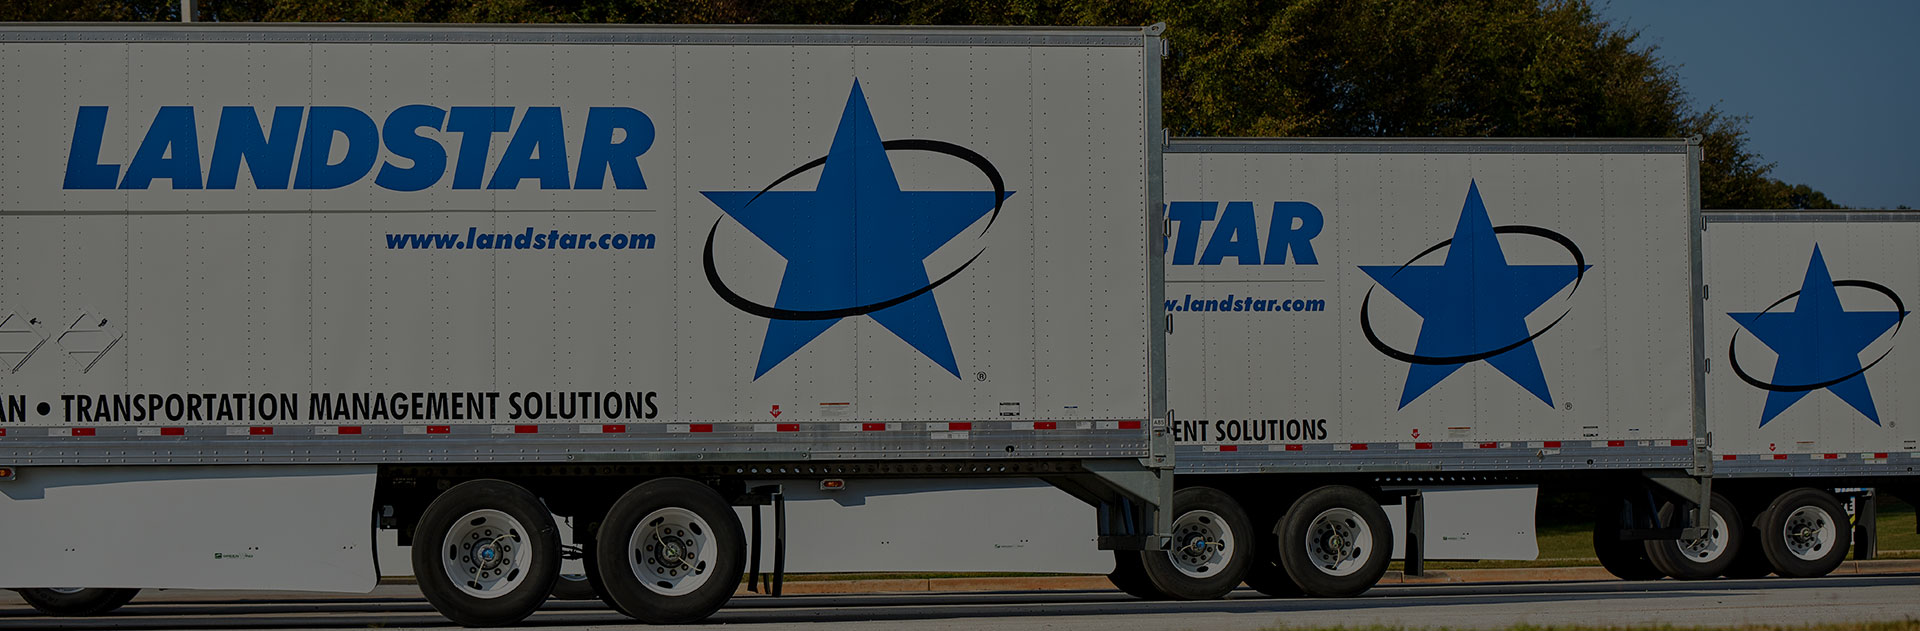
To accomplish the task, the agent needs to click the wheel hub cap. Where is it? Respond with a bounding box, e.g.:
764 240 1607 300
1305 507 1373 577
442 509 531 600
629 507 719 597
655 535 689 567
1166 509 1234 579
1782 505 1835 561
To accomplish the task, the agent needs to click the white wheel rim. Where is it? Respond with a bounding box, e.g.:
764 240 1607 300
1304 508 1373 577
441 509 533 600
627 507 717 596
1782 505 1837 561
1167 509 1236 579
1673 508 1731 564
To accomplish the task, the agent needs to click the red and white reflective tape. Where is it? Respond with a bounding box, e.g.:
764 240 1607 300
35 419 1368 440
1199 445 1239 452
489 425 539 434
1397 442 1435 450
836 422 901 432
1725 452 1894 462
750 423 801 433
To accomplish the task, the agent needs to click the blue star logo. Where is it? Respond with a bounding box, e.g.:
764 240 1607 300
701 81 1012 379
1727 246 1907 426
1358 181 1591 409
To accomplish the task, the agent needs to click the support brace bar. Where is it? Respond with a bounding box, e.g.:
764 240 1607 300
1642 471 1711 540
1043 459 1173 550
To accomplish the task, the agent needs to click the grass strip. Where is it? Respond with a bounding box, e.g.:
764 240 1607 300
1266 620 1920 631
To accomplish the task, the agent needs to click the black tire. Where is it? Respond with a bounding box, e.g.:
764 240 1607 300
1644 493 1743 580
412 480 561 627
579 538 625 612
551 572 599 601
1242 517 1304 598
551 522 602 601
593 478 746 624
1723 538 1775 579
16 588 139 617
1277 485 1392 598
550 537 602 601
1139 487 1255 600
1723 497 1774 579
1592 496 1665 581
1106 550 1168 599
1758 488 1851 578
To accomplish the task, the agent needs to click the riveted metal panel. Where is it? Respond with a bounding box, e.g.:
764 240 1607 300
0 465 377 591
1701 210 1920 475
0 24 1156 47
0 26 1159 466
1161 140 1697 474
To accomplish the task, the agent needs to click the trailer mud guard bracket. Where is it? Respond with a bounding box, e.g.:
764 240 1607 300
1843 488 1878 561
1379 489 1426 576
739 485 787 596
1406 492 1425 576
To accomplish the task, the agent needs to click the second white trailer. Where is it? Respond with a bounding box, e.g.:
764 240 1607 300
704 138 1713 601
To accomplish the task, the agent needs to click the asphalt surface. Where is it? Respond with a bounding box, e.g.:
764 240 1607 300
4 575 1918 631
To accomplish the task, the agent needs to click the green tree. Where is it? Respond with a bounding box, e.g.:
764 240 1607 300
2 0 1841 208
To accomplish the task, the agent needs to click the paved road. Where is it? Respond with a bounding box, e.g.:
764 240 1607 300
5 575 1918 631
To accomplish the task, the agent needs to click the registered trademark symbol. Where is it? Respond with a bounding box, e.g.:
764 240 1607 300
975 371 988 382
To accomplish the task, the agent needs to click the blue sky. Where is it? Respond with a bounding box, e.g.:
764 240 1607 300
1598 0 1918 209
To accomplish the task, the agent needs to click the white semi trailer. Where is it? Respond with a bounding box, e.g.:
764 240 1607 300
1111 139 1914 600
1118 137 1712 599
752 141 1918 604
0 23 1175 626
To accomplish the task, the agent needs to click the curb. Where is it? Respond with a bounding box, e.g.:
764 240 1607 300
727 559 1920 596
